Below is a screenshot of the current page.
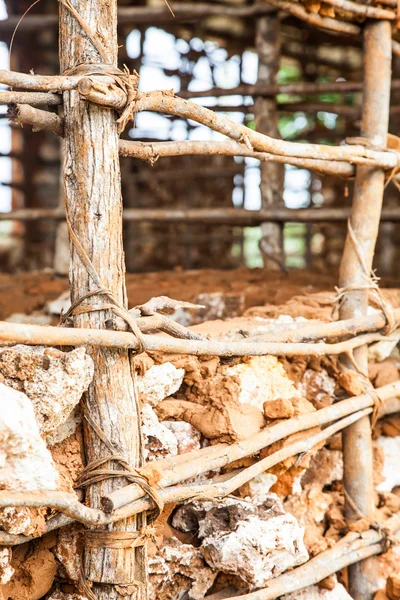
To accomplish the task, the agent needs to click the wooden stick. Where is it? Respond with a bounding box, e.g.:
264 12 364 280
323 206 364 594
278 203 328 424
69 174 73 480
261 0 361 35
0 407 374 530
177 79 400 99
0 91 62 105
119 140 355 178
104 381 400 512
133 92 398 168
4 206 400 223
338 21 392 600
321 0 395 19
59 0 147 596
0 4 276 33
7 103 64 136
0 320 392 355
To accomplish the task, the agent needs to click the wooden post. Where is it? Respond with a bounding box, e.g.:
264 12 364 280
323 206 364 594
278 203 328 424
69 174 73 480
254 15 285 269
59 1 147 599
338 20 392 600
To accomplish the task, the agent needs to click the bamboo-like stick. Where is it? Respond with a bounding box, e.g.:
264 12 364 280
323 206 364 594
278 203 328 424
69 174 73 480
104 381 400 512
7 103 64 137
338 21 392 600
0 320 391 355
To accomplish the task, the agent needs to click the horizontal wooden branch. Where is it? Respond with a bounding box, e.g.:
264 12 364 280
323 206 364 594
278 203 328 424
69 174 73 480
0 318 391 355
0 387 399 545
7 103 64 136
0 91 62 106
4 206 400 223
0 3 275 33
265 0 361 35
133 92 398 168
321 0 395 20
177 79 400 100
105 380 400 512
119 140 355 177
0 409 370 529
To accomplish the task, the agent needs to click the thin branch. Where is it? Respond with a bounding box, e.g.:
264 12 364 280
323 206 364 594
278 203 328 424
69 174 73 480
119 140 355 178
7 103 64 136
321 0 395 20
104 381 400 512
0 68 81 91
133 92 398 168
264 0 361 35
0 407 384 529
0 91 62 106
0 319 391 355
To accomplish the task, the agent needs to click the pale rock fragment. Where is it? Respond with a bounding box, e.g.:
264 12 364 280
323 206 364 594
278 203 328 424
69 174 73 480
0 548 13 585
0 383 59 535
163 420 201 454
369 330 400 362
172 495 308 590
302 447 343 487
141 404 178 461
224 355 302 412
0 382 59 491
283 576 352 599
46 593 86 600
0 345 94 436
53 524 82 581
376 436 400 492
297 368 336 409
5 312 52 325
241 472 278 503
136 362 185 407
148 538 216 600
46 290 70 316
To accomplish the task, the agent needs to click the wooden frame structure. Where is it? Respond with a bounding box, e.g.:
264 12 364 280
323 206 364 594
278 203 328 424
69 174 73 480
0 2 400 599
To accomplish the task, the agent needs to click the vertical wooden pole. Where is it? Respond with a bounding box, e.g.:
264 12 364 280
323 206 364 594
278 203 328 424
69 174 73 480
255 15 285 270
338 20 392 600
59 1 147 599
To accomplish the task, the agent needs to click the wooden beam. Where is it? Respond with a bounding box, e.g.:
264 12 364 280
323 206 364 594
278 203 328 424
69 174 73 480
59 0 147 598
0 3 275 34
338 20 392 600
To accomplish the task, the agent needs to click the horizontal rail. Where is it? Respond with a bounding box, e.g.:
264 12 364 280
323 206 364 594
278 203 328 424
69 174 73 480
1 207 400 223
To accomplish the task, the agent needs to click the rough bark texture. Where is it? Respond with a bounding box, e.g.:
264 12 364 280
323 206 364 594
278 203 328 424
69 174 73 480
59 1 146 598
338 20 392 600
255 16 285 270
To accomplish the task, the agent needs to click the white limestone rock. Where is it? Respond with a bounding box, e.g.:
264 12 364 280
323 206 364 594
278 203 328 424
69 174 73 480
141 404 178 462
243 472 278 503
46 290 70 316
283 577 352 599
0 547 14 585
163 420 201 454
0 345 94 436
53 524 82 581
149 538 216 600
136 362 185 407
0 382 59 491
376 436 400 492
6 312 52 325
223 355 302 412
172 495 309 590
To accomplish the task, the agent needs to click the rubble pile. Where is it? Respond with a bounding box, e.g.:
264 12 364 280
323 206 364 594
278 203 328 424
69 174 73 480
0 290 399 599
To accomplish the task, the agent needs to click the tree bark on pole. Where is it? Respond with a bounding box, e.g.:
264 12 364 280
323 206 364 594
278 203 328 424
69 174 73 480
59 1 147 599
255 16 285 269
338 19 392 600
